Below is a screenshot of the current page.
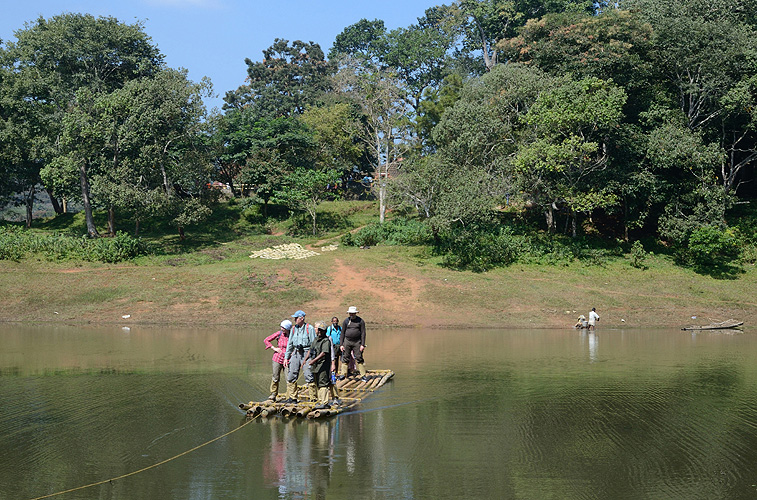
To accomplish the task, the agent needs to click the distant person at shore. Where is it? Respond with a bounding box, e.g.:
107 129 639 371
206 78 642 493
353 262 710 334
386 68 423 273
339 306 367 381
588 308 600 330
574 314 587 329
284 310 316 403
263 319 291 401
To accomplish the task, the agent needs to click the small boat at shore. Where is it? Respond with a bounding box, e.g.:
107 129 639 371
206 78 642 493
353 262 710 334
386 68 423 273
681 319 743 331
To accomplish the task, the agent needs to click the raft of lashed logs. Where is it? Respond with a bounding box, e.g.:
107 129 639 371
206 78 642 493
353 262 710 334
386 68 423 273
239 369 394 420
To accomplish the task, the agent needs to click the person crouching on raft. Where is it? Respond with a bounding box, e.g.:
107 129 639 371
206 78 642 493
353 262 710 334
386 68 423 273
339 306 367 381
304 321 335 409
283 310 316 403
263 319 291 401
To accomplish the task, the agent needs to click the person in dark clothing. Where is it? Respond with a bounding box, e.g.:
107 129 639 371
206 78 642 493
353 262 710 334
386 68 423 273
339 306 367 381
305 321 334 409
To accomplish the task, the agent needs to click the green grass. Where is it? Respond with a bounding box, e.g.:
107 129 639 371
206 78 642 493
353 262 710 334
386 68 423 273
2 198 756 328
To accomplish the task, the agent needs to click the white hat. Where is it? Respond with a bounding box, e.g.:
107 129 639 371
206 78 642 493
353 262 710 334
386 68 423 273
280 319 292 330
347 306 359 314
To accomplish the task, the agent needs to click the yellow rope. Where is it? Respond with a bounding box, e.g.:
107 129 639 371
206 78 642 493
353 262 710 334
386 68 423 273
29 415 258 500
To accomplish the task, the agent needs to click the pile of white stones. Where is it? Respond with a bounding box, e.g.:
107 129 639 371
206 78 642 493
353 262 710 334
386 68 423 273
320 244 338 252
249 243 320 260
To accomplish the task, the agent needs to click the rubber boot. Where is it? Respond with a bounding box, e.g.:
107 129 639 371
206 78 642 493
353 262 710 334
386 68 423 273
338 363 348 381
268 379 279 400
285 382 298 403
318 387 330 405
307 382 318 402
329 384 340 406
358 363 368 381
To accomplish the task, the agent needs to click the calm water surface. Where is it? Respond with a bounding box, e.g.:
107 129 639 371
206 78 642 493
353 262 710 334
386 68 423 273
2 325 757 500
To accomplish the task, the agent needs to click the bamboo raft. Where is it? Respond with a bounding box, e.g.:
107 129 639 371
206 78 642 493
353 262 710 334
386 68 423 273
239 369 394 420
681 319 744 331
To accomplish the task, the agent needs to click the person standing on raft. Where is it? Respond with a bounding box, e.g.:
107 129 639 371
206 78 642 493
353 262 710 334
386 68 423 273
305 321 336 410
339 306 368 381
284 310 316 403
263 319 291 401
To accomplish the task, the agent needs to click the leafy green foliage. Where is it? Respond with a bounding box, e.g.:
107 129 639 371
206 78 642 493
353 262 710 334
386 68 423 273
0 225 146 262
438 224 527 271
341 218 432 247
686 225 741 269
630 240 648 269
223 39 333 119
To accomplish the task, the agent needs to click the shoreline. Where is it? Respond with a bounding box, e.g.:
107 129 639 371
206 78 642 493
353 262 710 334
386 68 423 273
1 247 755 332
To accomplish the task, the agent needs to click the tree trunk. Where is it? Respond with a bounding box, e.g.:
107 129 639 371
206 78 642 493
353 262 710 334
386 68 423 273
108 206 116 236
545 205 555 233
62 197 68 214
160 161 173 197
25 185 35 228
46 188 63 215
379 174 386 224
571 213 577 238
134 219 140 238
79 161 99 238
178 226 185 240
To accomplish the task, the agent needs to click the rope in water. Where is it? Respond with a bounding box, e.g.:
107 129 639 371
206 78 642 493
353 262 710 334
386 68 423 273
28 414 259 500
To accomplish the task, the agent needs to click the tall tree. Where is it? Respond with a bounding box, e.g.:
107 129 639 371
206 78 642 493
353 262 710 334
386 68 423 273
515 76 627 235
3 13 164 235
627 0 757 194
223 39 333 119
332 56 409 223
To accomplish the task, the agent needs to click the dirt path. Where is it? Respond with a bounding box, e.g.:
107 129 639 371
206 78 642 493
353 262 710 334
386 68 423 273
306 257 436 326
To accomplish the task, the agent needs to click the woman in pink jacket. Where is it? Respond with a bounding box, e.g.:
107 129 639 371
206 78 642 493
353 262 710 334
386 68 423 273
263 320 291 401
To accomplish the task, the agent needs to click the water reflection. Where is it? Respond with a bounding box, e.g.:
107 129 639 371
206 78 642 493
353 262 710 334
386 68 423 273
3 324 757 499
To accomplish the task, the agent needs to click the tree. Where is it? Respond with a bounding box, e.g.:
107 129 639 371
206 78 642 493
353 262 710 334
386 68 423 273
300 103 365 176
332 56 409 223
515 76 627 234
41 69 212 238
627 0 757 194
430 64 548 229
223 39 333 119
274 168 341 235
499 9 655 119
3 13 164 234
217 109 315 212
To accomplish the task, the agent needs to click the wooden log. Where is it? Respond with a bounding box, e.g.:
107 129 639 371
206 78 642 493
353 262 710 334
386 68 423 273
246 405 263 417
260 406 278 417
376 371 393 388
280 405 298 417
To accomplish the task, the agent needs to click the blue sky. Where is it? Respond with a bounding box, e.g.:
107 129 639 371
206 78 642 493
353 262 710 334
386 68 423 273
1 0 438 110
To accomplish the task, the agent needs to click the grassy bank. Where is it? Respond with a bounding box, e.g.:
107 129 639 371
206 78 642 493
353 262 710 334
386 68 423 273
1 200 756 330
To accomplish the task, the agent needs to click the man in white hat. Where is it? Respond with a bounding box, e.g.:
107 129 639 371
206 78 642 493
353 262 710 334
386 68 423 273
339 306 368 381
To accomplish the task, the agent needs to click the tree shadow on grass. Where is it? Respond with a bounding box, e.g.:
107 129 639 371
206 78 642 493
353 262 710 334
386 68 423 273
692 262 744 280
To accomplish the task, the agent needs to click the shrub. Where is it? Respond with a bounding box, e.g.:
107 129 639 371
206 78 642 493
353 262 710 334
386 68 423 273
439 225 527 272
0 226 146 263
341 219 432 247
630 240 648 269
686 225 740 268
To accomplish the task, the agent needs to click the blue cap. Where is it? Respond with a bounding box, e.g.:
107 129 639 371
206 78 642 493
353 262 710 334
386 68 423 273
291 310 306 318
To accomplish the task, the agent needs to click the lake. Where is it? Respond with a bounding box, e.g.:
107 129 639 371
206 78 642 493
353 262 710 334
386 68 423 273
2 324 756 500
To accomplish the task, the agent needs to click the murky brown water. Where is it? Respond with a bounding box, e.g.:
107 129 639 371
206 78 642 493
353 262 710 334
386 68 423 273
2 324 757 499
